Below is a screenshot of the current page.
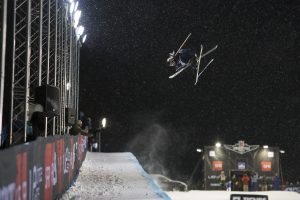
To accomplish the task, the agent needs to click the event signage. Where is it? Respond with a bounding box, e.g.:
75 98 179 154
0 135 87 200
231 194 268 200
204 141 280 190
238 161 246 170
212 161 223 171
224 140 259 155
261 161 272 172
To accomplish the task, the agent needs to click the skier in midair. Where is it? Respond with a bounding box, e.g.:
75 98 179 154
167 48 197 71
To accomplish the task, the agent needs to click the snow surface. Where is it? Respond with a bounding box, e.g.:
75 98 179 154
167 190 300 200
61 152 300 200
60 152 171 200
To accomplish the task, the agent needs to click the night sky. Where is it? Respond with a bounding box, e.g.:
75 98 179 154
79 0 300 184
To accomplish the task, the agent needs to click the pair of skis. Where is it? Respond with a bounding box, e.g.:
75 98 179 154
168 33 218 85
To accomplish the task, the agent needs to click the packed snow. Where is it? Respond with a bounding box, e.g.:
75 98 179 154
60 152 171 200
61 152 300 200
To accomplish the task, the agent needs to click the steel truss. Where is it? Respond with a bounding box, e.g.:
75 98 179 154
3 0 82 146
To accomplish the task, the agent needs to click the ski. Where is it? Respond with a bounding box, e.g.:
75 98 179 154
174 33 192 56
169 63 192 79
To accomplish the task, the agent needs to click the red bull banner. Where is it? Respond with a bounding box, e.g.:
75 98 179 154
0 135 87 200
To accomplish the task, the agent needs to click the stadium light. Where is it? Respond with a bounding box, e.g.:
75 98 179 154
102 118 107 128
279 150 285 154
196 148 202 153
76 25 84 37
74 1 79 13
215 142 221 148
73 10 81 28
263 145 269 149
82 34 87 43
66 82 71 90
69 1 75 14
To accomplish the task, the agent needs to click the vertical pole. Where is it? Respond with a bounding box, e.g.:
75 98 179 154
38 0 43 86
64 7 68 133
98 130 101 152
24 0 32 142
0 0 7 145
10 0 17 145
74 38 77 117
53 0 58 136
60 5 63 134
77 42 80 119
44 0 51 138
46 0 50 84
68 14 73 109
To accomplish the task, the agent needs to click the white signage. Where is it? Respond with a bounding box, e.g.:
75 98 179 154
224 140 259 155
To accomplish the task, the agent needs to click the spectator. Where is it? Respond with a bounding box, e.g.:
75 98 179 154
251 172 258 191
232 175 237 191
261 175 268 191
241 173 250 191
69 120 91 137
219 171 226 190
272 173 281 190
30 111 46 139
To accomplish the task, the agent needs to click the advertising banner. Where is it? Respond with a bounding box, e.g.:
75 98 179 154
0 135 87 200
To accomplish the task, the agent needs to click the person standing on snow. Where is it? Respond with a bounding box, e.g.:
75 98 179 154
241 173 250 191
272 173 281 190
219 171 227 190
251 172 259 191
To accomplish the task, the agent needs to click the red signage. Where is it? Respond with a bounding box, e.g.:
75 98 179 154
212 161 223 171
261 161 272 172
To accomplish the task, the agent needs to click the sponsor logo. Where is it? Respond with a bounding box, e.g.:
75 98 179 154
261 161 272 172
210 183 221 187
212 161 223 171
208 175 219 180
224 141 259 155
238 162 246 170
231 194 268 200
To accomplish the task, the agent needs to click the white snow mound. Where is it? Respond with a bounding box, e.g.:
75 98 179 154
60 152 171 200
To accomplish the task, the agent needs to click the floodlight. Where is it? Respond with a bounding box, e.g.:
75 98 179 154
76 25 84 36
215 142 221 148
263 145 268 149
74 1 79 12
73 10 81 28
82 34 87 43
196 148 202 153
69 2 75 14
279 150 285 154
102 118 107 128
66 82 71 90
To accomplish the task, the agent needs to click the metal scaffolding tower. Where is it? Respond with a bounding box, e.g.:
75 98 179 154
0 0 85 147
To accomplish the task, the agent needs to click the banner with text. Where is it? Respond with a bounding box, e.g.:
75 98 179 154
0 135 87 200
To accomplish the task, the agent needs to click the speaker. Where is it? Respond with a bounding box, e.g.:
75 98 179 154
35 84 60 117
65 107 76 125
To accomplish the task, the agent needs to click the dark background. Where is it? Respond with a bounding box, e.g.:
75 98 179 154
79 0 300 185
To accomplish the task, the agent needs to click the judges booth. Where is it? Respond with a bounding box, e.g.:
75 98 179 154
203 141 280 190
